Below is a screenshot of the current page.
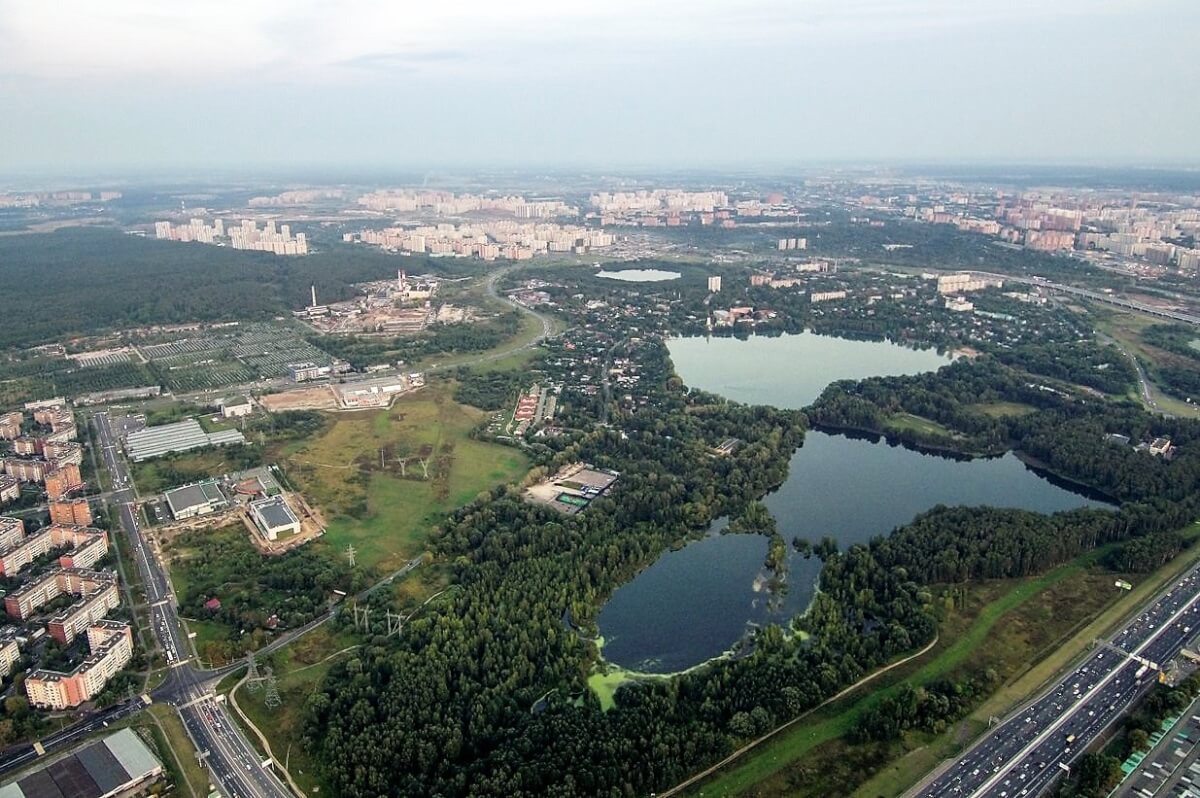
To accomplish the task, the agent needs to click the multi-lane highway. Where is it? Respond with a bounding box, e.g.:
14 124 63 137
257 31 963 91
93 411 294 798
910 564 1200 798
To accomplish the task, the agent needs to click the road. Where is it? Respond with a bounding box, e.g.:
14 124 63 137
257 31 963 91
978 272 1200 327
92 411 294 798
908 563 1200 798
1098 331 1161 412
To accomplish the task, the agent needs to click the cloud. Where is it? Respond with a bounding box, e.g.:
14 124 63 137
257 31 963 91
334 49 467 73
0 0 1172 85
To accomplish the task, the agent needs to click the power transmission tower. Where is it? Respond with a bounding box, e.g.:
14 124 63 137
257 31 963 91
263 666 281 710
385 610 403 637
345 545 357 569
245 652 262 692
351 602 371 632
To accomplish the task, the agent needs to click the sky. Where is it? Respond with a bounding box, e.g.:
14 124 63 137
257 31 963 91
1 0 1198 175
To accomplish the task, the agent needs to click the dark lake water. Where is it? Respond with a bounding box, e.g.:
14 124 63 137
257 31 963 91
667 332 953 409
596 432 1114 674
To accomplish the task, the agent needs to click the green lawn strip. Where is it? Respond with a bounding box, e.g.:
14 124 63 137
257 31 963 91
967 401 1036 418
688 553 1102 796
882 412 953 438
145 704 211 798
854 522 1200 798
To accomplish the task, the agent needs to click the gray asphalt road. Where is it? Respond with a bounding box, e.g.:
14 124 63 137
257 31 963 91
93 411 293 798
909 564 1200 798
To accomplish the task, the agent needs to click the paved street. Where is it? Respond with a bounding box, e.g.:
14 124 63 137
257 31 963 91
93 411 294 798
910 565 1200 798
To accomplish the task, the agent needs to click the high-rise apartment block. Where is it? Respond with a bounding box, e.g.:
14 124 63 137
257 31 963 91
25 620 132 709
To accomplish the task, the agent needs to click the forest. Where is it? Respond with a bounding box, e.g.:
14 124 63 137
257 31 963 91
301 334 1200 796
0 228 472 349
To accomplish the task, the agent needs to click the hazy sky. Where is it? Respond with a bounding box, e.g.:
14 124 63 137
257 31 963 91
1 0 1198 175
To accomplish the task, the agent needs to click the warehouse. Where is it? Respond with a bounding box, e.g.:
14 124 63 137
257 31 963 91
248 495 301 541
124 419 245 462
0 727 162 798
164 480 229 520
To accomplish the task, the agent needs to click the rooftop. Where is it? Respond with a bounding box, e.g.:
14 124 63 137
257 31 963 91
0 728 161 798
164 480 227 516
124 419 245 462
250 495 299 531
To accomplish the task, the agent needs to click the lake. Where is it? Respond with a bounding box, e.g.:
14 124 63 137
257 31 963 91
667 332 953 408
595 268 682 282
596 430 1113 674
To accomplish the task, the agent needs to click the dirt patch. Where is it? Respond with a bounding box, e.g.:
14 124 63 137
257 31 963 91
259 386 338 411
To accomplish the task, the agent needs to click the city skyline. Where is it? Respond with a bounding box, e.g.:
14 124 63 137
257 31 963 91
1 0 1199 175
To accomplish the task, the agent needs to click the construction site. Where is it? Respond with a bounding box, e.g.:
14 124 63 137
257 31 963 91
294 272 474 336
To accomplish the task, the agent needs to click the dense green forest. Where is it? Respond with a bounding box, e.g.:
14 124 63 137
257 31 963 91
0 228 475 348
302 337 1200 796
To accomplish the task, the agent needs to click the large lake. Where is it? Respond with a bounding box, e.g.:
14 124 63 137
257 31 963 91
598 333 1113 672
596 431 1114 674
667 332 953 408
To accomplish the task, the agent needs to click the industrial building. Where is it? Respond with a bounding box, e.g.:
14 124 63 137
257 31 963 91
0 728 163 798
219 396 254 418
164 480 228 520
24 620 134 709
124 418 245 462
248 495 301 540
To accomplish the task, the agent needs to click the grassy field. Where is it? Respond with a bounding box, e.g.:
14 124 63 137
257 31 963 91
967 401 1037 418
145 703 212 798
132 447 248 495
882 412 957 438
282 382 529 573
685 530 1200 798
225 624 360 796
1094 309 1200 419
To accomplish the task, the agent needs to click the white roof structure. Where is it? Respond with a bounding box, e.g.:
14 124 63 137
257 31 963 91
125 419 245 462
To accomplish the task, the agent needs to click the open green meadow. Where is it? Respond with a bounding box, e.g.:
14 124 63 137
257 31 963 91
281 382 530 572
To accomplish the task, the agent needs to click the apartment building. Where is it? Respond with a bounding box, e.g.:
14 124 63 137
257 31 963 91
0 629 19 677
45 463 83 499
25 620 133 709
0 517 24 549
49 497 94 526
47 581 122 644
0 412 21 440
5 568 115 620
0 476 18 504
0 523 108 577
43 440 83 467
3 458 48 483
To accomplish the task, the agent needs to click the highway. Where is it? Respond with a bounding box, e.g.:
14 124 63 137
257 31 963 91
979 271 1200 327
92 411 294 798
909 564 1200 798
